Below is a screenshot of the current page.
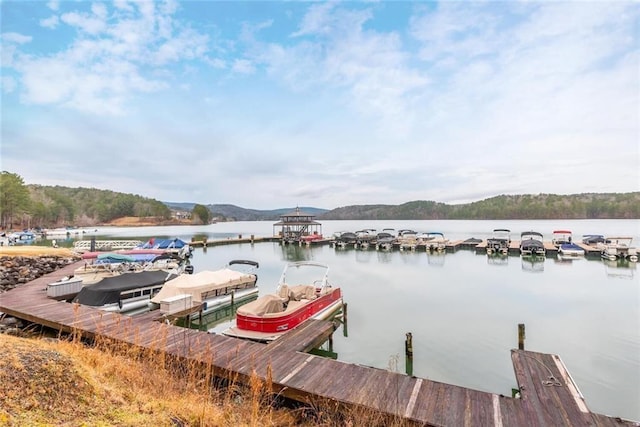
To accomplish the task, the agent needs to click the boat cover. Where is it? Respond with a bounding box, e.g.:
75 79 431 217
74 270 176 306
150 269 256 304
139 238 189 249
288 285 316 301
236 294 284 316
96 253 137 263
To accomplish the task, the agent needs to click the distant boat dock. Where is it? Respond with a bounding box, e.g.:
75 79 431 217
0 262 635 426
188 236 606 258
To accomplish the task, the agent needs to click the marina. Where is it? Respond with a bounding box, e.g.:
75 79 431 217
0 260 636 426
2 219 638 422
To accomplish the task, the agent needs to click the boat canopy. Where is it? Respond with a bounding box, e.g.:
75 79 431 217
521 231 543 238
150 269 256 304
74 270 176 307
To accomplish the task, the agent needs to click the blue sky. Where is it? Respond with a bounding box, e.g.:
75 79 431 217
1 1 638 210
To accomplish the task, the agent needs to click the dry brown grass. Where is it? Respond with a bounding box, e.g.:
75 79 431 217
0 330 418 427
104 216 193 227
0 333 304 426
0 246 79 258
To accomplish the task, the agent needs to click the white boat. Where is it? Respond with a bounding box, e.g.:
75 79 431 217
150 260 259 316
486 229 511 255
600 237 638 262
552 230 585 257
44 227 98 239
418 232 448 251
398 230 418 251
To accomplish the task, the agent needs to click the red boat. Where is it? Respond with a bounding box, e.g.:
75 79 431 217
223 261 343 342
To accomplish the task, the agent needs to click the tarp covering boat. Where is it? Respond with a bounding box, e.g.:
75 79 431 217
236 294 285 316
95 253 137 263
139 238 189 249
150 269 256 304
74 270 176 307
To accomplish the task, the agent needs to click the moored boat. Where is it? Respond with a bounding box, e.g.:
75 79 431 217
150 260 259 316
334 232 357 249
375 231 396 251
552 230 585 257
600 237 638 262
418 232 448 252
222 261 343 342
72 270 178 314
520 231 545 257
486 229 511 255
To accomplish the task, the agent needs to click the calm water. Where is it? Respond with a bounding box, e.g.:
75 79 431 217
79 219 639 420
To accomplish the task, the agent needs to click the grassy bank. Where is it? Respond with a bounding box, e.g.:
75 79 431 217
0 333 300 426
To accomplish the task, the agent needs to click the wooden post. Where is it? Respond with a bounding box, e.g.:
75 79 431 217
342 302 348 337
405 332 414 376
518 323 526 350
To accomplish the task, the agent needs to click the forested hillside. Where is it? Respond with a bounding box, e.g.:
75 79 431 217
25 185 171 227
2 171 637 230
318 193 640 220
0 172 173 229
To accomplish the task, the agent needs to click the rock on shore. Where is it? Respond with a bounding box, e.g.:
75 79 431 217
0 256 79 293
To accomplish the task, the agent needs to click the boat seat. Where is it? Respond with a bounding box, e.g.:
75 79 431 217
289 284 317 301
277 284 290 300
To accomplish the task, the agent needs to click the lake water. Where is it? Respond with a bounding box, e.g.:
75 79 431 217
76 219 639 421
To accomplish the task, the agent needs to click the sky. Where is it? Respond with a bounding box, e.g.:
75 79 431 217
1 1 638 210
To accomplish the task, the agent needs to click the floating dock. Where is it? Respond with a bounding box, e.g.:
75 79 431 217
0 263 635 426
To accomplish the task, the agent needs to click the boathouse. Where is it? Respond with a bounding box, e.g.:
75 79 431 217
273 207 322 244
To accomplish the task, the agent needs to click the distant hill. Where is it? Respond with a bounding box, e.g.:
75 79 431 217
163 202 329 221
317 193 640 220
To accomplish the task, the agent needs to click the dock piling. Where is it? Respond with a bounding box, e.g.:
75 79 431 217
518 323 526 350
405 332 414 376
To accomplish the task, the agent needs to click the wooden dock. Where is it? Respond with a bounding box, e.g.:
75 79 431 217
473 240 602 257
0 263 636 426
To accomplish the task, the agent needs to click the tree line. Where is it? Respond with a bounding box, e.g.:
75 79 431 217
0 171 173 229
319 193 640 220
2 171 637 229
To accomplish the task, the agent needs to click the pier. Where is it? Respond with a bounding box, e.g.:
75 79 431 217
0 262 635 426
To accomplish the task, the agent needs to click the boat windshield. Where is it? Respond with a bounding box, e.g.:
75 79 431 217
279 262 329 288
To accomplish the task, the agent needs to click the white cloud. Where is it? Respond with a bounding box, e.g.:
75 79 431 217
1 1 638 208
6 1 210 115
46 0 59 11
1 32 32 44
40 15 60 29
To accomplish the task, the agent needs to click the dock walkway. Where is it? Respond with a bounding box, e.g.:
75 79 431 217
0 262 635 426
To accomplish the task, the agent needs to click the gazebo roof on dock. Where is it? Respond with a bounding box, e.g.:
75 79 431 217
273 207 321 225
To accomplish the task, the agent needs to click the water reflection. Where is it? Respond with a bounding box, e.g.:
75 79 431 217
376 250 393 264
555 254 584 265
603 258 636 280
486 254 509 267
279 243 312 262
355 250 373 263
521 255 545 272
178 294 258 331
427 252 446 267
